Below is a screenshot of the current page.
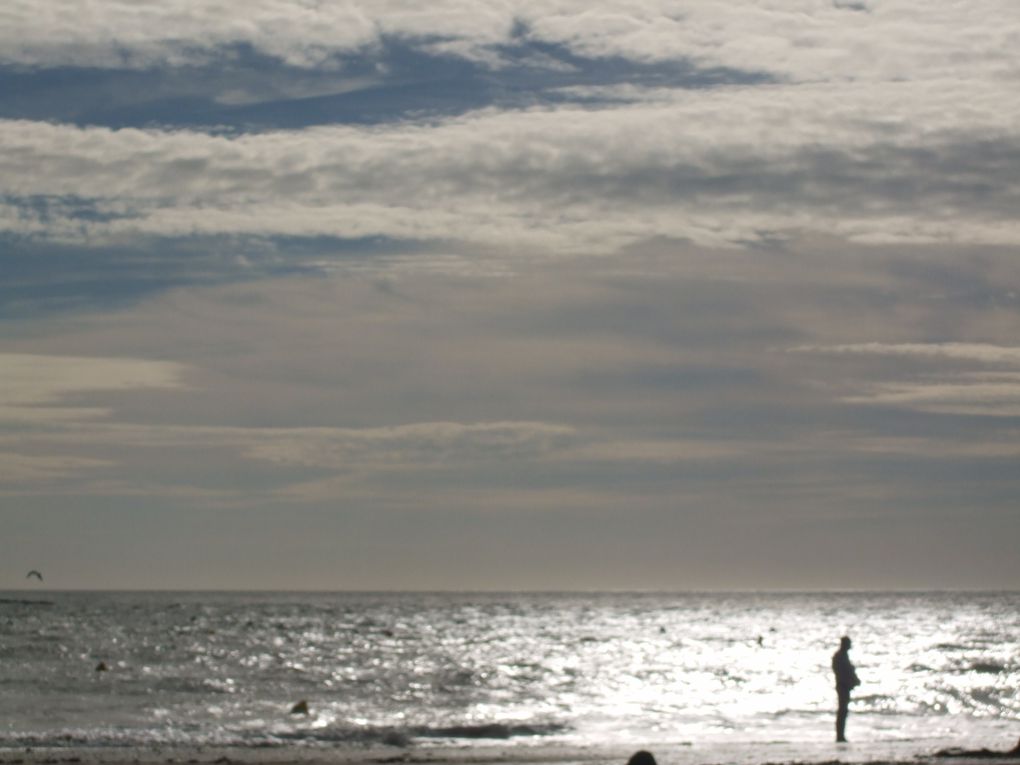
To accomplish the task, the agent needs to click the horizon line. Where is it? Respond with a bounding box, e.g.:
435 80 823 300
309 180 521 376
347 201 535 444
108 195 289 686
2 587 1018 595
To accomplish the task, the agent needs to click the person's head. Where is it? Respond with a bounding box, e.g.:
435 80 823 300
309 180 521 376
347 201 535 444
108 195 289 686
627 751 657 765
840 636 852 650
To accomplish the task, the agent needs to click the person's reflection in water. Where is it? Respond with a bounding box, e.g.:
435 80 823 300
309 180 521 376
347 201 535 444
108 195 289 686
832 635 861 742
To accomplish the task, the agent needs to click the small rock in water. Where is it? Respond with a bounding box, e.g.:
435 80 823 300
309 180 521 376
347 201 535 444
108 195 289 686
290 699 309 715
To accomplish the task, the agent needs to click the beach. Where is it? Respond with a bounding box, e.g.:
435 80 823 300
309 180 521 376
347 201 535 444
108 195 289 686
6 730 1020 765
5 742 1020 765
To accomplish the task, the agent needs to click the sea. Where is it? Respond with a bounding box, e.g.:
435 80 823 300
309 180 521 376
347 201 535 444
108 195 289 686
1 591 1017 764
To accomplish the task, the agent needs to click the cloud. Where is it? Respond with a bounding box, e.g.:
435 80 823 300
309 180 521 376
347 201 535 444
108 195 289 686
788 343 1020 365
4 2 1020 589
880 382 1020 407
0 349 578 487
243 420 578 468
0 350 578 485
789 344 1020 416
0 452 115 482
4 247 1020 589
3 1 1018 297
0 419 579 491
0 1 379 70
0 353 187 420
555 439 748 463
824 433 1020 459
5 245 1017 501
2 0 1017 88
844 379 1020 417
2 72 1018 255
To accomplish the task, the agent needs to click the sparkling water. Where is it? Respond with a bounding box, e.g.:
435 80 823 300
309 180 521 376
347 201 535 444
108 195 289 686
1 591 1017 759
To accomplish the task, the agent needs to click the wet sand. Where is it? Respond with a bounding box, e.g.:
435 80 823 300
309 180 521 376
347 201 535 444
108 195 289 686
3 745 1019 765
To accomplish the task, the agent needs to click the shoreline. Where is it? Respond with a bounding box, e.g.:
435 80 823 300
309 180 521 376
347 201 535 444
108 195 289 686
3 741 1019 765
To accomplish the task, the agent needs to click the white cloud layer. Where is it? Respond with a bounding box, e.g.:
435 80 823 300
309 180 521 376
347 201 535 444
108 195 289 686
2 0 1018 87
2 70 1019 251
2 1 1017 254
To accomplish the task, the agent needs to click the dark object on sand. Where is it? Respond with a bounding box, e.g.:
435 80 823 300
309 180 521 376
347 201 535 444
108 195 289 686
290 700 309 715
26 570 43 581
627 751 657 765
95 661 108 672
934 738 1020 758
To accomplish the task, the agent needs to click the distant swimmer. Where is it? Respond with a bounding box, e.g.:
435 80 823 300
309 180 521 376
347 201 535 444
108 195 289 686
832 635 861 742
26 570 43 581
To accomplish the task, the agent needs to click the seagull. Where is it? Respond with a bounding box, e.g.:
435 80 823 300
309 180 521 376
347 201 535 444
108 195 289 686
26 570 43 581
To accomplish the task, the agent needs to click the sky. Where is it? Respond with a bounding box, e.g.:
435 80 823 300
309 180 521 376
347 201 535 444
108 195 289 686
2 0 1019 591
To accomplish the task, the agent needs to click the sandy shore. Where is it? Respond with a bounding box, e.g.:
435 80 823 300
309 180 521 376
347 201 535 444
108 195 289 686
2 744 1019 765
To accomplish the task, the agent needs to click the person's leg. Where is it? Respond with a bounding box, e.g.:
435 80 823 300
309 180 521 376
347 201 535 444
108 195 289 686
836 687 850 742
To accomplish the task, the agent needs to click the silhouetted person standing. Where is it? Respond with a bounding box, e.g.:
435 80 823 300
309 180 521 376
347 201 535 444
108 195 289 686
832 635 860 742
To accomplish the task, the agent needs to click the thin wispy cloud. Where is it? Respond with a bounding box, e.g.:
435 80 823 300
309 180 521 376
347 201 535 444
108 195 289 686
790 344 1020 416
0 351 578 489
844 380 1020 416
0 353 187 421
0 452 115 483
788 343 1020 365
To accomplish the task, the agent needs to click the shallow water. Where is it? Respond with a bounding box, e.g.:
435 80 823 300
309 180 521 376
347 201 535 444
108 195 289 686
1 591 1017 755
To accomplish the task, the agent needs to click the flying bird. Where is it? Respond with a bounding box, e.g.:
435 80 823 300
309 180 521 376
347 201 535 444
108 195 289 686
26 570 43 581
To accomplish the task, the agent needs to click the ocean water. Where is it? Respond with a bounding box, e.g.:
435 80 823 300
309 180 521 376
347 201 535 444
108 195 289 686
1 591 1017 761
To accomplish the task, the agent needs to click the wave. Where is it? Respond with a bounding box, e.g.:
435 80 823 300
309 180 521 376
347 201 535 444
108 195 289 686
969 661 1007 674
942 659 1011 675
269 721 567 745
412 722 568 739
0 721 569 750
269 725 413 747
